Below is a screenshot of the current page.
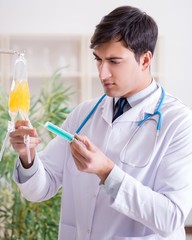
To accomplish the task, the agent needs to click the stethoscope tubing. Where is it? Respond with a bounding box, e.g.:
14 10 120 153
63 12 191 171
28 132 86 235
137 87 165 130
75 87 164 134
76 93 106 134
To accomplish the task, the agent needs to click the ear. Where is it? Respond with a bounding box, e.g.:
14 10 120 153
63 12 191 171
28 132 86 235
141 51 152 70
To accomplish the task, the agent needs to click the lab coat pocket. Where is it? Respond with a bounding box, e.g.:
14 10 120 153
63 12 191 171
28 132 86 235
120 119 157 168
112 234 155 240
58 222 76 240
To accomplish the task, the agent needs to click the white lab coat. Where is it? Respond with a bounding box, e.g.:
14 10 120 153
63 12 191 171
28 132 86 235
14 86 192 240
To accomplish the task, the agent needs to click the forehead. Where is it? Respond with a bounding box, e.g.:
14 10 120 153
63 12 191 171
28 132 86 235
94 40 134 58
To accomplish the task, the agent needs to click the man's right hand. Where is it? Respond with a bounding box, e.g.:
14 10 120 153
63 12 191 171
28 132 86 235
9 120 41 169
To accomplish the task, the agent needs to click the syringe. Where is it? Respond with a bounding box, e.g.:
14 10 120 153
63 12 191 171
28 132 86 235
44 121 75 142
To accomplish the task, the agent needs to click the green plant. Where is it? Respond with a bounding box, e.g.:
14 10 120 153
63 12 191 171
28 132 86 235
0 68 73 239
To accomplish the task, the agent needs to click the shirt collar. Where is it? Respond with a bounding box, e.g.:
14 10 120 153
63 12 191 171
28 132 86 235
114 79 158 108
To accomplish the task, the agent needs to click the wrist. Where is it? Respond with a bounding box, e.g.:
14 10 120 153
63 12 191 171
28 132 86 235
20 151 35 169
98 160 115 184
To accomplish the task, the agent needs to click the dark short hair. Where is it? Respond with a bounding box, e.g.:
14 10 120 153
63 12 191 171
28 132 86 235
90 6 158 61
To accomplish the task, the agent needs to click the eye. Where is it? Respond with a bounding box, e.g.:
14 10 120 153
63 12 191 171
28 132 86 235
109 59 121 64
94 56 101 62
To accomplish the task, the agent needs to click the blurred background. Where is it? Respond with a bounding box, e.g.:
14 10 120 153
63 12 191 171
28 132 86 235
0 0 192 236
0 0 192 107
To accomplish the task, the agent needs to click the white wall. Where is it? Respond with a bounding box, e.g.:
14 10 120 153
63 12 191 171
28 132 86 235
0 0 192 108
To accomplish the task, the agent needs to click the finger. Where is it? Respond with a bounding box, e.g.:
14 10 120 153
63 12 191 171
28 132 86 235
9 128 36 138
12 137 41 152
10 133 41 146
74 134 86 143
18 127 37 137
71 139 88 158
11 141 27 152
28 136 42 147
15 120 30 129
72 153 87 171
74 134 94 151
10 135 24 144
71 143 85 160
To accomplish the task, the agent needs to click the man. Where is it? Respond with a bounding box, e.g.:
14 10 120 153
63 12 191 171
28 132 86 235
10 5 192 240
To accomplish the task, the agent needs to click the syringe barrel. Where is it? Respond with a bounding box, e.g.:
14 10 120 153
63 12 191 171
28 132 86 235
45 122 74 142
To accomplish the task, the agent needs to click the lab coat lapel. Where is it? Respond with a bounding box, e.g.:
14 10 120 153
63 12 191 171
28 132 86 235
101 96 114 124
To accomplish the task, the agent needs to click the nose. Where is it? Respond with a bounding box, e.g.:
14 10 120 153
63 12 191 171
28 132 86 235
98 62 112 80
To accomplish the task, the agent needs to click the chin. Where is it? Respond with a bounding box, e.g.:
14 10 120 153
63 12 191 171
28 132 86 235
104 92 115 98
103 89 117 98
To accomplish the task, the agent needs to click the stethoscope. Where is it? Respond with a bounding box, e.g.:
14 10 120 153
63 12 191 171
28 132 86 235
75 87 165 168
76 87 165 134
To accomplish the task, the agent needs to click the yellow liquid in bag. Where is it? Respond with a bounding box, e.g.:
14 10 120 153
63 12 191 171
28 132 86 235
8 80 30 116
8 80 20 113
19 80 30 114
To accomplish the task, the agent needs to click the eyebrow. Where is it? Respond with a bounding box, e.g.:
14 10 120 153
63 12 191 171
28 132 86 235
93 52 123 60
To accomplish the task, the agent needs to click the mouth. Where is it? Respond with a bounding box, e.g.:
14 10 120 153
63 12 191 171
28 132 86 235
103 82 115 88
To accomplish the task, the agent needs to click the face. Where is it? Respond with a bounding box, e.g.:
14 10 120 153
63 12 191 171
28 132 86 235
93 40 152 98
